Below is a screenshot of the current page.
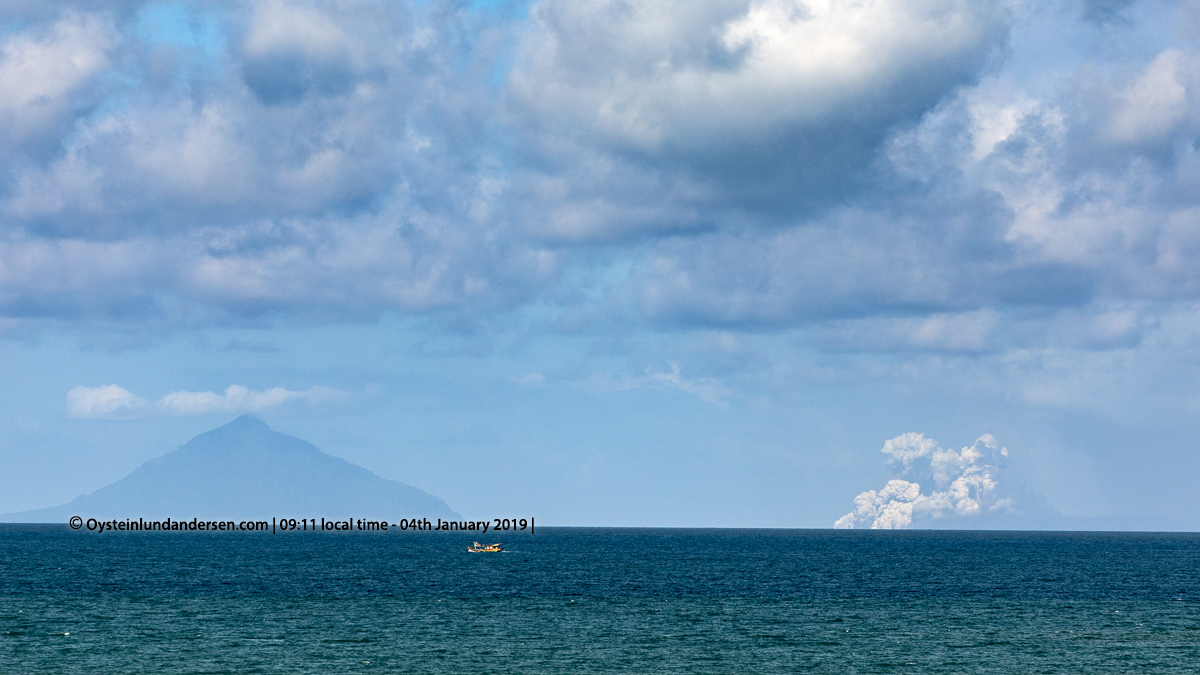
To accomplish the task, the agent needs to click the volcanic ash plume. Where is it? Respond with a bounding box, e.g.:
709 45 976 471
833 433 1016 529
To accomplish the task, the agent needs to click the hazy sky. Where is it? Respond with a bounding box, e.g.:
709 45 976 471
2 0 1199 528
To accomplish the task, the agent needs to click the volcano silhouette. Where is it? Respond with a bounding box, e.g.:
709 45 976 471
3 415 458 522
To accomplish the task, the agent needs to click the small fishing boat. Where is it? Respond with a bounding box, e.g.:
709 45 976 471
467 541 503 553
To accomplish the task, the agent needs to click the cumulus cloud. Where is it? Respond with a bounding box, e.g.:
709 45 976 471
506 0 1009 234
67 384 148 419
582 11 1200 347
512 0 1007 149
0 12 114 148
834 433 1017 529
67 384 346 419
0 0 535 326
157 384 346 416
0 0 1198 364
1104 49 1197 148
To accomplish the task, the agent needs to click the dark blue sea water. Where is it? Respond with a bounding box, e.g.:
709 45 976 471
3 527 1199 673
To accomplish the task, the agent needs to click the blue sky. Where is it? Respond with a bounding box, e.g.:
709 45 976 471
2 0 1199 528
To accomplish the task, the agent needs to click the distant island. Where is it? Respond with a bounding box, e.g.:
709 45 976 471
2 415 458 523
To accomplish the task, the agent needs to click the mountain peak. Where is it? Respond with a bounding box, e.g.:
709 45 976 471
2 416 458 521
225 414 270 431
191 414 275 448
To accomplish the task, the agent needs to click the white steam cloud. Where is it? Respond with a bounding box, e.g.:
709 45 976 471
834 432 1017 529
67 384 346 419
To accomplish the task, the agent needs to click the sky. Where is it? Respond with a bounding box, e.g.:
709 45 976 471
2 0 1200 529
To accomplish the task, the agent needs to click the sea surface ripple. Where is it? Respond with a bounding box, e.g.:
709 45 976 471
2 528 1199 673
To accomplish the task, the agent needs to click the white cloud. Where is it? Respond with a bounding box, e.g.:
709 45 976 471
512 0 1007 152
0 13 115 144
504 0 1010 243
1106 49 1197 147
583 362 730 405
67 384 347 419
639 362 730 405
67 384 149 419
2 0 1200 369
834 433 1014 529
243 1 351 60
157 384 344 416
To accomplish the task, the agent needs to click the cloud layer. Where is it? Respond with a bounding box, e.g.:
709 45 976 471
834 433 1016 529
0 0 1197 359
67 384 345 419
506 0 1008 232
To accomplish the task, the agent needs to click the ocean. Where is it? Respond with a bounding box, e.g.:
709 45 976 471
2 527 1198 673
